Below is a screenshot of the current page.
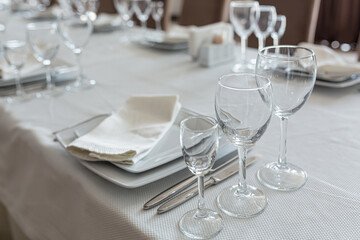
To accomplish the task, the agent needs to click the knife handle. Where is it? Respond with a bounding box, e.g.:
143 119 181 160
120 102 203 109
157 178 216 214
143 175 197 209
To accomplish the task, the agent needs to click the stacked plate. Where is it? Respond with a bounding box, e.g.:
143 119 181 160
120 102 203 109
55 108 234 188
138 33 188 51
316 69 360 88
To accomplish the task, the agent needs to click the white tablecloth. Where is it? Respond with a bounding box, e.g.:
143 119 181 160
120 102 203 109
1 16 360 240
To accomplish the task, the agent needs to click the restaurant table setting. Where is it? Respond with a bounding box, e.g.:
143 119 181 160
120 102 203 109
1 1 360 240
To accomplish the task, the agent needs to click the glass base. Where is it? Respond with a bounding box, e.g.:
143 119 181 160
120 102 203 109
232 62 255 73
6 93 33 104
257 162 308 191
179 208 223 239
66 78 96 92
36 87 64 99
216 185 267 218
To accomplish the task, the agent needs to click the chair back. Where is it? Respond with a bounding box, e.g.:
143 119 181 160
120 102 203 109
178 0 231 26
98 0 117 14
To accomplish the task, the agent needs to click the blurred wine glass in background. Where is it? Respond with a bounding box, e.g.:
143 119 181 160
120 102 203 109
271 15 286 46
133 0 152 37
151 1 163 31
254 5 277 51
58 12 95 91
26 21 62 98
230 1 259 73
114 0 135 42
3 40 29 103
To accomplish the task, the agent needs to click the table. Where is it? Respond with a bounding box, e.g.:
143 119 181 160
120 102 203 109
1 15 360 240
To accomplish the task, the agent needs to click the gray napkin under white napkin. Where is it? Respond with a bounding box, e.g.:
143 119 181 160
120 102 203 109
67 95 181 164
299 42 360 81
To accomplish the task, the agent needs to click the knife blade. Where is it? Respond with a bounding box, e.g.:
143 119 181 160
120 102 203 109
156 156 257 214
143 154 241 210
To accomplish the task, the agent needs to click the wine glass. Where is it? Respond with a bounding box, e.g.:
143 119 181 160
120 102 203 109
151 1 163 31
72 0 100 21
3 40 29 103
271 15 286 46
179 116 223 239
58 12 96 91
230 1 259 73
215 73 273 218
254 5 277 51
26 21 62 98
114 0 135 42
133 0 152 35
256 46 317 191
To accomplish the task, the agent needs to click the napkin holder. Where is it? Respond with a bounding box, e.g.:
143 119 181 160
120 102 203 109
198 42 235 68
189 22 234 61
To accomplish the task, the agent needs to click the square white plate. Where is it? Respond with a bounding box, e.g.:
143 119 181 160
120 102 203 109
55 109 234 188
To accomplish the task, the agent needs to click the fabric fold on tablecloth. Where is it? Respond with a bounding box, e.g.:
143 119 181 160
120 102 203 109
66 95 181 164
299 42 360 81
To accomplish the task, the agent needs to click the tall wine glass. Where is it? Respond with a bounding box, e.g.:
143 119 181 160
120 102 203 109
179 116 223 239
230 1 259 73
256 46 316 191
215 73 273 218
26 21 62 98
254 5 276 51
133 0 152 34
3 40 29 103
58 12 96 91
114 0 135 42
271 15 286 46
151 1 163 31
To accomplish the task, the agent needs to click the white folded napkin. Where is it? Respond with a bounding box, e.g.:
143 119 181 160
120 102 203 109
188 22 234 60
299 42 360 81
67 95 181 164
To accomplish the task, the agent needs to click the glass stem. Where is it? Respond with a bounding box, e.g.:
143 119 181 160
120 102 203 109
278 117 288 167
44 62 52 91
236 145 248 194
141 21 146 31
240 36 247 65
196 175 206 218
75 50 83 85
273 37 279 46
155 20 161 31
14 69 23 96
258 36 264 51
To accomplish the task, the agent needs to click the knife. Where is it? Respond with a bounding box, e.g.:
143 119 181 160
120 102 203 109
143 154 244 210
157 157 257 214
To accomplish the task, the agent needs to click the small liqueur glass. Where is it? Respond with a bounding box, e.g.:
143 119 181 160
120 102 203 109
179 116 223 239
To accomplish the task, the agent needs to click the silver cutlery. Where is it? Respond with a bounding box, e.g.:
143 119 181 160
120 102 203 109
144 154 246 210
156 156 257 214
